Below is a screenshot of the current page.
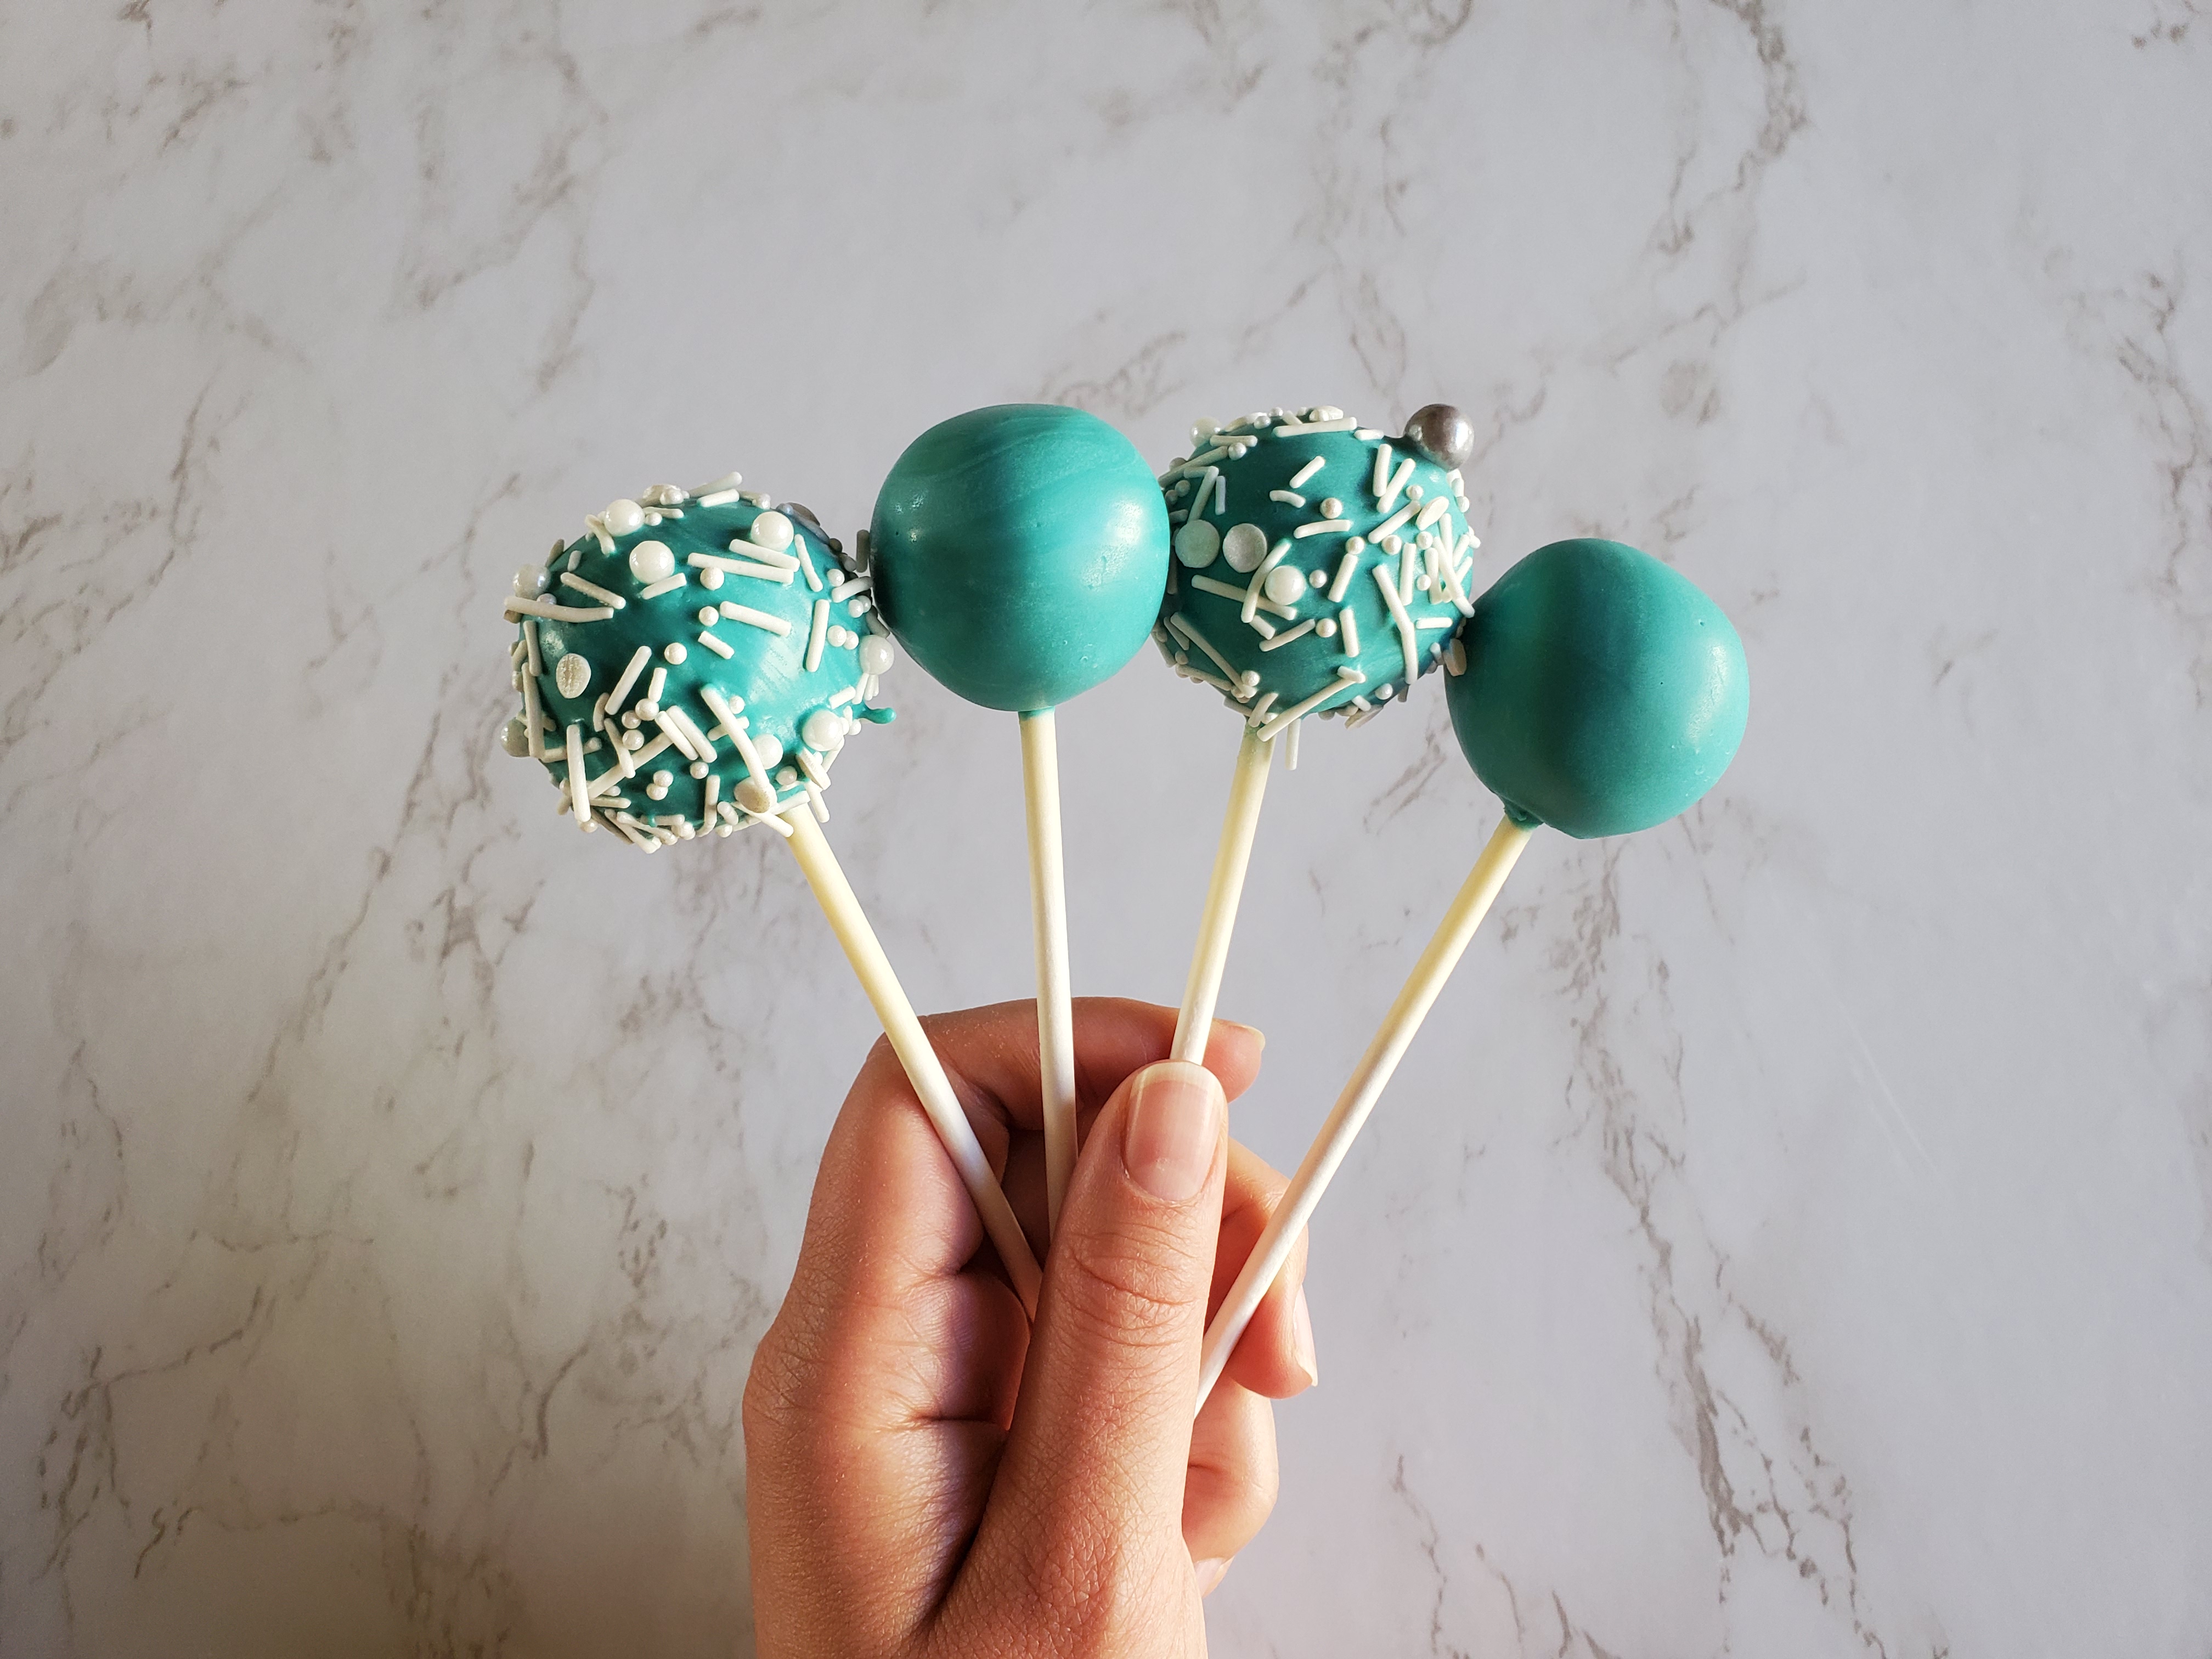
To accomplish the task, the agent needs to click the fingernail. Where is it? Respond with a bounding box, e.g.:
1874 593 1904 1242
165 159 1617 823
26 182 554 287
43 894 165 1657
1124 1062 1220 1201
1291 1285 1318 1387
1223 1019 1266 1052
1194 1556 1231 1596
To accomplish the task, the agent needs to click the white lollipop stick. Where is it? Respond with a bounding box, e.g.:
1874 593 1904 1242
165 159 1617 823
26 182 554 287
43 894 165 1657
1194 815 1532 1409
1019 709 1080 1237
1170 725 1276 1064
781 804 1044 1314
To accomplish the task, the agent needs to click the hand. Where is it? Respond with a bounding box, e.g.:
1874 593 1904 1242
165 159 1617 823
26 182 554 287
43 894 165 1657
743 998 1317 1657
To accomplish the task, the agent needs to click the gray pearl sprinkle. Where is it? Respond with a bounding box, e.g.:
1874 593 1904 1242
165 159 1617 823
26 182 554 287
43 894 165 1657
1402 404 1475 469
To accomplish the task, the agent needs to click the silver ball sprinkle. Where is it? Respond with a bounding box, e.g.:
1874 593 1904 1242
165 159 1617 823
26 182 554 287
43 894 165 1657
1402 404 1475 469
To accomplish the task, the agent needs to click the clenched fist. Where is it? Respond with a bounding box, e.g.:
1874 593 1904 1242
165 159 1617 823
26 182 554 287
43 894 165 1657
744 998 1317 1657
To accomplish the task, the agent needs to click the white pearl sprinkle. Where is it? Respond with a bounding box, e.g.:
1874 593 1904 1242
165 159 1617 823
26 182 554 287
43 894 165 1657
663 642 687 664
689 761 709 779
604 499 646 537
1263 566 1307 606
858 636 894 675
628 539 675 583
802 708 844 751
1222 523 1269 573
749 510 794 551
1174 520 1221 568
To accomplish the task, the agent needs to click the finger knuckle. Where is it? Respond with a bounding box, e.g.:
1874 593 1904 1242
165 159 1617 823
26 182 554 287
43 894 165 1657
857 1031 899 1086
739 1334 794 1445
740 1315 823 1449
1057 1223 1205 1344
1222 1452 1280 1525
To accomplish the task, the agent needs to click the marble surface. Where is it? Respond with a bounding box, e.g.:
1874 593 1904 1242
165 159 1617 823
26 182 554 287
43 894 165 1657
4 2 2210 1654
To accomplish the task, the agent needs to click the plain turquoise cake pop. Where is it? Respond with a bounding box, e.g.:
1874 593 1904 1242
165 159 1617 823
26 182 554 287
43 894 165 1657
500 477 893 852
1152 403 1482 741
1447 538 1749 838
868 404 1170 712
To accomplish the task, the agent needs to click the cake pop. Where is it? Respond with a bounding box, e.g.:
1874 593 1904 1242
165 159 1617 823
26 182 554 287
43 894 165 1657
871 404 1171 1232
1152 404 1483 1064
1448 537 1748 838
503 478 886 847
1193 537 1750 1406
501 473 1042 1311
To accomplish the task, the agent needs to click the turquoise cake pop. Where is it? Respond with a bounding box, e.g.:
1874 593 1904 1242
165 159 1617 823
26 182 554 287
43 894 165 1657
1193 535 1750 1408
867 403 1172 1234
496 471 1044 1311
1152 402 1487 1068
1447 538 1750 838
870 403 1170 711
501 476 891 849
1153 403 1481 746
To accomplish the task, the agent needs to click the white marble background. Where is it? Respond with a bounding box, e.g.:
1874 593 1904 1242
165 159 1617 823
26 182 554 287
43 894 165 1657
3 2 2208 1654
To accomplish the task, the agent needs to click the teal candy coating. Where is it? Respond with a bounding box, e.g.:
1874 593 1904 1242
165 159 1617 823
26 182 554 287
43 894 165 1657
1152 410 1479 724
509 494 889 850
870 404 1171 712
1446 538 1749 838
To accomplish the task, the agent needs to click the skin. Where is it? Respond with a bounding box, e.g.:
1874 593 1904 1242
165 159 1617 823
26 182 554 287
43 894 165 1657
744 998 1316 1658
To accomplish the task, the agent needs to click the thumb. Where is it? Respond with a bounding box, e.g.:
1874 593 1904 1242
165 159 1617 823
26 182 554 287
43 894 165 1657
975 1060 1225 1600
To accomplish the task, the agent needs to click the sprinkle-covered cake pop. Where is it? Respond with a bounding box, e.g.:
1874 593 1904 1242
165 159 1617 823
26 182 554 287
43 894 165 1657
870 404 1170 712
1153 404 1482 744
1447 537 1750 838
500 475 895 851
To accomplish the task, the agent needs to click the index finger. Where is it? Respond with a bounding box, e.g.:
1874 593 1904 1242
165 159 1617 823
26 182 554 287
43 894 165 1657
911 996 1266 1138
781 1000 1266 1352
